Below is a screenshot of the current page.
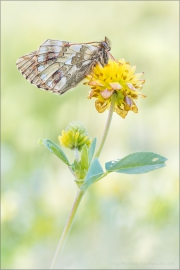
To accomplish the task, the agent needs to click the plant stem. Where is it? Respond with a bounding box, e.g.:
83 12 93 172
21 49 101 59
74 147 79 161
95 93 116 158
50 189 85 269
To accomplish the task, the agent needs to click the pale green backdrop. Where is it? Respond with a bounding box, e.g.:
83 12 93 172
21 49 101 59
1 1 179 269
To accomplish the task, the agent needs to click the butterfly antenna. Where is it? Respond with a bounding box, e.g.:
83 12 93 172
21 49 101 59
108 52 118 62
64 41 101 47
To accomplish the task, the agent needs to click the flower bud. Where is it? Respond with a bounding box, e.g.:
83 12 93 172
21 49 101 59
58 122 91 151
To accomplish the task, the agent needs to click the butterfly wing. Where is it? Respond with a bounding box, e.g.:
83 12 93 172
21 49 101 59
16 39 99 94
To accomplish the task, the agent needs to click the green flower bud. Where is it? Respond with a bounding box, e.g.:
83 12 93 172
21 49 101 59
58 122 91 151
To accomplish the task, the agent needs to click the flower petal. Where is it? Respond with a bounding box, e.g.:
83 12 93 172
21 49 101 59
125 96 133 106
88 80 104 86
95 99 109 113
109 82 122 90
126 83 136 90
100 89 114 99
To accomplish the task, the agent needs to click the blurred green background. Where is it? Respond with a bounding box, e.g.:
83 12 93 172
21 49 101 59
1 1 179 269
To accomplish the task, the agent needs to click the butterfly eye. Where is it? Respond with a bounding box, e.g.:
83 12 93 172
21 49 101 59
101 42 110 51
101 42 108 49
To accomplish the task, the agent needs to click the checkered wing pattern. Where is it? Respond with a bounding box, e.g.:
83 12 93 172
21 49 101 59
16 38 111 94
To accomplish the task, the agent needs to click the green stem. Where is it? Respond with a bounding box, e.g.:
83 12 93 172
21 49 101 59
95 93 116 158
50 189 85 269
74 147 79 161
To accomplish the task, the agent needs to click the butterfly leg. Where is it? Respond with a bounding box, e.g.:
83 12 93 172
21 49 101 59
108 52 118 62
84 60 99 85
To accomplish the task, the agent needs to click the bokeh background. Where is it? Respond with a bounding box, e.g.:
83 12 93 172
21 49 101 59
1 1 179 269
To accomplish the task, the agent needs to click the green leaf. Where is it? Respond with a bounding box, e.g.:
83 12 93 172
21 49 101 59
105 152 167 174
39 139 70 166
81 158 104 190
73 159 81 170
81 145 89 170
72 159 86 180
88 138 96 164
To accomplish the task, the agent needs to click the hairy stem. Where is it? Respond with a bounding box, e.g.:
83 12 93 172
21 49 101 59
95 94 116 158
74 147 79 161
50 189 85 269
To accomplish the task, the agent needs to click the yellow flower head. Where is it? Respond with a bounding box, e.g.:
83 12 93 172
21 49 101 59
58 122 91 151
84 59 145 118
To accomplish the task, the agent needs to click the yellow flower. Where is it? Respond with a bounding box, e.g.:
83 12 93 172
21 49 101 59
58 122 91 151
84 59 145 118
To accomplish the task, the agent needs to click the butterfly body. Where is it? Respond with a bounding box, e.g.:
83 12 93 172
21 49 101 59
16 37 111 94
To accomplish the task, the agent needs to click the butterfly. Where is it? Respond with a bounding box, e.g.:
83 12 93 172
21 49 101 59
16 37 113 95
